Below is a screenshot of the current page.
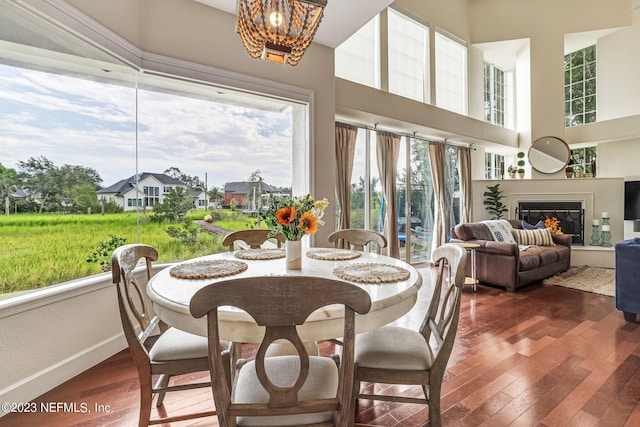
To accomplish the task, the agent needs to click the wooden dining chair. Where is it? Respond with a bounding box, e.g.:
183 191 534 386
351 243 467 427
327 229 387 254
190 276 372 427
112 244 217 426
222 229 286 251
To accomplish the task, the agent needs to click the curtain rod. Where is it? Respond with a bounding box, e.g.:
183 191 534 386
336 120 471 148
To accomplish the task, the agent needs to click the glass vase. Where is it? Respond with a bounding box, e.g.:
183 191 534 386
286 239 302 270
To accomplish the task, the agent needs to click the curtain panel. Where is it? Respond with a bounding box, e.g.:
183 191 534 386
429 142 448 250
457 146 472 223
376 131 401 258
335 123 358 241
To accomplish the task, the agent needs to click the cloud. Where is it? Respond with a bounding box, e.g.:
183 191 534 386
0 64 295 188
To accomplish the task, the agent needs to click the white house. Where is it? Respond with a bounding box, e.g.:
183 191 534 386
97 172 208 211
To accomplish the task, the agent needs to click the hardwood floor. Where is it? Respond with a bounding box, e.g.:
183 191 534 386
3 265 640 426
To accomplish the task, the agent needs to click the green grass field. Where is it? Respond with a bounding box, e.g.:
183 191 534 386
0 209 256 296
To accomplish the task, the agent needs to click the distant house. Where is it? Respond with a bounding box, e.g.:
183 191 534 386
97 172 208 212
224 181 278 207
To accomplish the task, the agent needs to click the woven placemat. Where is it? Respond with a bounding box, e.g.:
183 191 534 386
234 248 285 260
306 249 362 261
333 263 410 284
170 260 248 279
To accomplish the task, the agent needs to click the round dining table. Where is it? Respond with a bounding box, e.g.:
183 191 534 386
147 248 423 344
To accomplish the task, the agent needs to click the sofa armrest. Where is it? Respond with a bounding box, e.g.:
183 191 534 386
552 233 572 248
449 238 518 256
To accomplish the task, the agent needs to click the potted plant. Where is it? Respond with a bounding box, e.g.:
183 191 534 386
483 184 508 219
565 166 574 178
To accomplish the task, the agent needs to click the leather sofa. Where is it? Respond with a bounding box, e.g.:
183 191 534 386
450 219 572 292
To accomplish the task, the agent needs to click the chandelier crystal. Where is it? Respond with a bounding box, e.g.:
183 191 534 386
236 0 327 66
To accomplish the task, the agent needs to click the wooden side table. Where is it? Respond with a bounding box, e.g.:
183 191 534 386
449 242 479 291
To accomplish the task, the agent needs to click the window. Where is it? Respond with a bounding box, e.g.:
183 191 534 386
484 62 505 126
388 9 429 102
163 186 171 194
565 45 596 127
335 15 380 88
0 54 304 296
569 146 597 177
485 152 506 179
435 31 467 115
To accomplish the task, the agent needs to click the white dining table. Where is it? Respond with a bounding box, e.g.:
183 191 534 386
147 249 423 344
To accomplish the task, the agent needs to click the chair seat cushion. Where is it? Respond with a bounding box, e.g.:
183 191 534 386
233 355 338 426
149 328 210 361
355 326 433 370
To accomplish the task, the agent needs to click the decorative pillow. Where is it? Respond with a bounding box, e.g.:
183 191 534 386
480 219 518 244
534 220 546 229
513 228 554 246
522 221 536 230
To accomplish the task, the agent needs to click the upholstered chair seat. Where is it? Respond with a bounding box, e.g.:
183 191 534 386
355 326 433 370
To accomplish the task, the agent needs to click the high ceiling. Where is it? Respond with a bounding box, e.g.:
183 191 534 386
193 0 394 48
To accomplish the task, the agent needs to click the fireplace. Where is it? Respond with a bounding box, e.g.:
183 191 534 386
516 201 584 245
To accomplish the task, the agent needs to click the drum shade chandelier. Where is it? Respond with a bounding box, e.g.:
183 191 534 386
236 0 327 66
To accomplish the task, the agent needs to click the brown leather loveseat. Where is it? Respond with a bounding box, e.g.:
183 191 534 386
450 219 571 292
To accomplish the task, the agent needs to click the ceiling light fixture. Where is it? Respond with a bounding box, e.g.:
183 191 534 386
235 0 327 66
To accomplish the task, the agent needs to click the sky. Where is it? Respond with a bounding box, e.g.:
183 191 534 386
0 63 294 190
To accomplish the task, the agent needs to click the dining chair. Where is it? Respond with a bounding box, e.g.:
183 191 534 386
112 243 217 426
222 229 286 251
351 243 467 427
190 275 372 427
327 229 387 254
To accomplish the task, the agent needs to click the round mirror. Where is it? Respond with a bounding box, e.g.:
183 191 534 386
528 136 571 174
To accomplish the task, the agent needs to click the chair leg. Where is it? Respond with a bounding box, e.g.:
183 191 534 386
427 382 442 427
139 375 153 427
349 376 361 426
624 311 638 322
154 374 170 407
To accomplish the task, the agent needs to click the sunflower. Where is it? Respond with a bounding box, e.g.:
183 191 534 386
276 206 297 225
298 211 319 234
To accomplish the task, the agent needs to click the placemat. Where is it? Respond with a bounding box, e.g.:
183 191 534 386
234 248 285 260
306 248 362 261
170 260 248 279
333 263 410 284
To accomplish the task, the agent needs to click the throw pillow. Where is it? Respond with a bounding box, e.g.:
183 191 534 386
513 228 554 246
522 221 536 230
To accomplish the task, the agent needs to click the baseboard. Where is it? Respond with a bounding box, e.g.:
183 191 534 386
0 333 126 417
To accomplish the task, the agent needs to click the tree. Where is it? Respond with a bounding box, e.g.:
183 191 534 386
207 186 223 205
164 167 204 191
0 163 20 216
17 156 102 213
17 156 56 213
151 186 194 222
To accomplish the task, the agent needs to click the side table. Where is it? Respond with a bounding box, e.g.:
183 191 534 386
449 242 479 292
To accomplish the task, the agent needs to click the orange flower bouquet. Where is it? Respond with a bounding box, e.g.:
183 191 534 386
262 194 329 241
544 217 563 234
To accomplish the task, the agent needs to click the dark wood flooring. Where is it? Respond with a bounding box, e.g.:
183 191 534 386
3 265 640 426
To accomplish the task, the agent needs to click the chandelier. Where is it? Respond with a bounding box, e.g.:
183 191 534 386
235 0 327 66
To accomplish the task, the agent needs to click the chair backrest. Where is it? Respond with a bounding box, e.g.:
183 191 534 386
327 229 387 254
112 243 159 362
190 276 372 426
221 229 286 251
419 244 467 379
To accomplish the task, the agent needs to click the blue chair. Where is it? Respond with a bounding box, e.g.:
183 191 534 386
615 238 640 322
